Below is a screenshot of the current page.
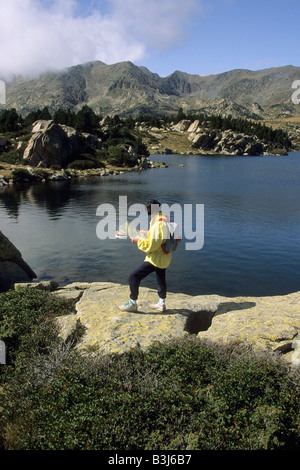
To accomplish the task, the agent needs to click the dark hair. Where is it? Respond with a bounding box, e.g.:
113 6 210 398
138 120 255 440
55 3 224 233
145 199 161 216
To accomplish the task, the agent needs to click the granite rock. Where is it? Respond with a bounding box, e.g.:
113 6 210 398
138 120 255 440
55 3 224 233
23 120 80 168
0 231 37 292
53 282 300 365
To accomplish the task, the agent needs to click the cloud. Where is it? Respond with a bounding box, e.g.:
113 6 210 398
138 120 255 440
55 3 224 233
110 0 199 49
0 0 200 81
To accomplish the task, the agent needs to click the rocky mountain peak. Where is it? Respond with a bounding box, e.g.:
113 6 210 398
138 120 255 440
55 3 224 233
2 61 300 120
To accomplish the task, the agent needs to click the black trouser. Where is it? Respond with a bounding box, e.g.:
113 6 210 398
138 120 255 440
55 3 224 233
129 261 166 301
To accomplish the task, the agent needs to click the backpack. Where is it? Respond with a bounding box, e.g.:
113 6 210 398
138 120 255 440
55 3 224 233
161 221 181 254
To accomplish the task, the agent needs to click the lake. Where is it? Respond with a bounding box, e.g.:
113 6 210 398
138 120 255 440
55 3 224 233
1 152 300 297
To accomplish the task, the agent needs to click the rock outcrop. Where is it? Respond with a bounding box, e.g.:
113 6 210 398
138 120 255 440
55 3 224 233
188 128 265 156
0 231 37 291
17 281 299 366
141 119 292 156
171 119 268 156
23 120 80 168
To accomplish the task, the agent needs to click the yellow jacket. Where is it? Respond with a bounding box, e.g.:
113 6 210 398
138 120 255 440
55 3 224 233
137 212 172 269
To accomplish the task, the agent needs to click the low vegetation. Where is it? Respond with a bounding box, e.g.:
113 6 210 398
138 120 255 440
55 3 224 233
0 106 293 169
0 288 299 450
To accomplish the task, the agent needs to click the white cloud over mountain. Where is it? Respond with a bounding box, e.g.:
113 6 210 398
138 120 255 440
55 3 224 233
0 0 199 80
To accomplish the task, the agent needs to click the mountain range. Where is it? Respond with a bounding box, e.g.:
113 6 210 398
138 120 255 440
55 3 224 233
3 61 300 120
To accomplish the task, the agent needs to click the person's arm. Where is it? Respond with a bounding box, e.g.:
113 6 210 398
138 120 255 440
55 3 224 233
139 230 149 236
136 220 166 253
130 230 148 244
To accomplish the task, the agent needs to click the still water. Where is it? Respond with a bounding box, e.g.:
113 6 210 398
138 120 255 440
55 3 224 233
1 152 300 297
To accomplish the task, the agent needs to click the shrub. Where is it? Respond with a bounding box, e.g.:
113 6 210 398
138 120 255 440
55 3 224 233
0 307 299 452
50 164 61 171
107 146 138 167
0 288 76 367
0 149 23 165
68 152 106 170
11 168 34 183
68 159 96 170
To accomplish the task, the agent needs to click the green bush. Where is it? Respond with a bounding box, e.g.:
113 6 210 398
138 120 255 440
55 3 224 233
0 288 76 366
0 149 23 165
11 168 34 183
68 159 96 170
0 286 299 453
107 146 138 167
49 164 61 171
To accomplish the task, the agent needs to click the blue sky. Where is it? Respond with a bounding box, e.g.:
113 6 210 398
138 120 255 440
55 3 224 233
0 0 299 80
145 0 300 76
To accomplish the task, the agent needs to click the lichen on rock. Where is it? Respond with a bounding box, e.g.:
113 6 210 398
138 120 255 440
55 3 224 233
49 281 300 365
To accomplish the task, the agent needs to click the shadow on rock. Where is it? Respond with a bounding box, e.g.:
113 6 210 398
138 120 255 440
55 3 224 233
129 300 256 335
183 301 256 335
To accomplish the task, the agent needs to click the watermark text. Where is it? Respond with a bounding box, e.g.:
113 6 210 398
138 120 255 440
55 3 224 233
96 196 204 251
0 80 6 105
292 80 300 105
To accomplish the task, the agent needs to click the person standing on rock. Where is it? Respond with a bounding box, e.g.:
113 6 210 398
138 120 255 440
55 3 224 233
119 199 171 312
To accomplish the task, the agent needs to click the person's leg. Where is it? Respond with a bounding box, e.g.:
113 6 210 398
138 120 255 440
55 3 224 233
150 268 167 312
129 261 156 301
155 267 166 300
119 262 156 311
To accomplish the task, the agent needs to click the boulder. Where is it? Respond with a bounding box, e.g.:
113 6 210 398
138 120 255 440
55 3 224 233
172 120 192 132
0 231 37 292
23 120 80 168
51 282 300 365
187 120 200 133
31 120 49 133
191 131 220 149
50 170 69 181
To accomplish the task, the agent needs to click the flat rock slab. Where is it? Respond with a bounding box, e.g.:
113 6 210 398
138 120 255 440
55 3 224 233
54 282 300 364
197 291 300 364
56 282 219 355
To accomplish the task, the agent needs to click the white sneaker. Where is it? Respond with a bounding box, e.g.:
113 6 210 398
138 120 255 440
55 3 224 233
150 301 166 312
119 300 138 312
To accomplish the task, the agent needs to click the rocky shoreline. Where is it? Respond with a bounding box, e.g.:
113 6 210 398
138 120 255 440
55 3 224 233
0 144 169 188
13 280 300 367
0 159 166 188
2 229 299 367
